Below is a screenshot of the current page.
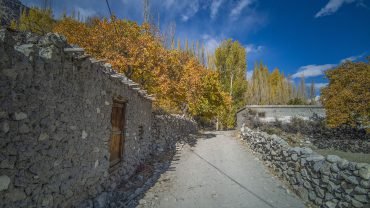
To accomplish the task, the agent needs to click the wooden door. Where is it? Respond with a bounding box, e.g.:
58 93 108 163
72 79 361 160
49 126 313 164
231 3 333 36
109 100 125 167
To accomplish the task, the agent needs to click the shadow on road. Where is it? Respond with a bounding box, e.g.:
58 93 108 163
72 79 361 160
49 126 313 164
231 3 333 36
107 133 201 207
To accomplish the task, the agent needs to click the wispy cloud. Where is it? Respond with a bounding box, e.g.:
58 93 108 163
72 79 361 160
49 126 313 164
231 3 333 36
292 64 336 78
181 0 200 22
210 0 224 19
246 70 254 80
315 0 362 18
340 53 364 63
76 7 97 19
230 0 254 21
293 53 366 79
202 34 221 53
306 82 328 89
245 44 263 54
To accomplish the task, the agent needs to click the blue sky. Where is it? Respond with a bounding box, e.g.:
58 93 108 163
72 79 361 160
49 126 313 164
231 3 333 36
21 0 370 93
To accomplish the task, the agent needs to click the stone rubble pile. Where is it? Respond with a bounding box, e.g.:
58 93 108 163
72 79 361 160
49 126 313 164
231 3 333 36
241 125 370 208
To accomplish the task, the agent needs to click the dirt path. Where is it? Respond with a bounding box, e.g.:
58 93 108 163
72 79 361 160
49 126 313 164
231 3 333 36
135 131 305 208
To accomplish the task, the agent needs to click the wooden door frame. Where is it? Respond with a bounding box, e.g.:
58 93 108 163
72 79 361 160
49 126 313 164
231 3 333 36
109 97 127 169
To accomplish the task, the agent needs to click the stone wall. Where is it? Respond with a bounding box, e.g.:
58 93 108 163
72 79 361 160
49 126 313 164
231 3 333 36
151 114 198 152
0 29 197 207
236 105 326 129
240 126 370 208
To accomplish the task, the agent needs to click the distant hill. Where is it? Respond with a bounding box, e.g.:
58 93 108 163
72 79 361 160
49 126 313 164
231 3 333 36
0 0 28 26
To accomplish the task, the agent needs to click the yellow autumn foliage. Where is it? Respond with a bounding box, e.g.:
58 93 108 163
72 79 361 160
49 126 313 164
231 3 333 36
321 61 370 131
53 16 232 127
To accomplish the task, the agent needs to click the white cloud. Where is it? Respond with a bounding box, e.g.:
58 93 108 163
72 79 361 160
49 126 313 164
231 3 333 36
230 0 254 21
306 83 328 89
76 7 97 19
292 64 336 78
315 83 329 89
181 0 200 22
294 53 366 79
315 0 359 18
246 70 254 80
204 38 220 53
340 53 364 63
210 0 224 19
245 44 263 54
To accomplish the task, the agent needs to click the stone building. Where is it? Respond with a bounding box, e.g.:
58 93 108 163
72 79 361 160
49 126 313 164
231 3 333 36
236 105 326 129
0 29 197 207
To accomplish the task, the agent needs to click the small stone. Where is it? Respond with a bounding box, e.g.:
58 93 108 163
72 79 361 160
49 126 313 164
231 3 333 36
351 198 364 208
307 155 325 162
19 124 30 134
338 159 349 169
96 108 101 113
304 181 312 189
1 122 9 133
356 163 368 169
0 111 7 119
94 160 99 168
353 194 367 203
325 201 337 208
331 163 340 173
338 202 349 208
105 101 110 105
0 175 11 191
346 176 359 185
359 166 370 180
13 112 27 120
139 199 146 204
326 155 341 163
360 180 370 188
325 193 334 201
41 195 53 206
6 189 26 201
38 133 49 141
315 186 325 198
313 160 324 172
295 186 309 201
309 191 316 201
301 147 313 155
354 186 367 194
93 192 108 208
82 130 88 139
315 198 323 205
291 154 298 161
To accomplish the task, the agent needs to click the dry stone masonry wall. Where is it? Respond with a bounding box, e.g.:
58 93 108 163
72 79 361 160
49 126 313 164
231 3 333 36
0 29 197 208
152 114 198 152
240 125 370 208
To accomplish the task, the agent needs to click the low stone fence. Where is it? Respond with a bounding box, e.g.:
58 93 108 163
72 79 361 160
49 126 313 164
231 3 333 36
240 125 370 208
151 114 198 152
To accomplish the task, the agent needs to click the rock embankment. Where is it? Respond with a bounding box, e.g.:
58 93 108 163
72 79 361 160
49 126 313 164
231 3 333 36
241 125 370 208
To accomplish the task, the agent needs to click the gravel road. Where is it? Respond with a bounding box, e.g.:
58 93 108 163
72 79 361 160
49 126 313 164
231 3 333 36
136 131 305 208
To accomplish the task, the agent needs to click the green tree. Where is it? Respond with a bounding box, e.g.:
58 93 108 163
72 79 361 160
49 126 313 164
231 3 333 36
215 39 247 108
321 61 370 131
10 7 54 35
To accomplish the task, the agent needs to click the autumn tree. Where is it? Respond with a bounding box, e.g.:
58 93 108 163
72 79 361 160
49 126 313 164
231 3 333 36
53 15 232 128
246 62 308 105
321 61 370 131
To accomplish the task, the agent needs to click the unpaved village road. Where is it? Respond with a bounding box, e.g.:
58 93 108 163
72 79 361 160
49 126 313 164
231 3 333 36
136 131 306 208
